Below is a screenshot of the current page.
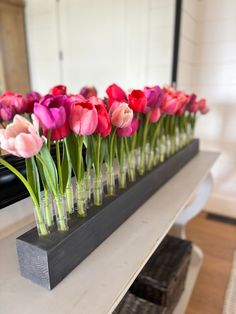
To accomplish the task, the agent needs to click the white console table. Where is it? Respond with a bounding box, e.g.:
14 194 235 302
0 151 219 314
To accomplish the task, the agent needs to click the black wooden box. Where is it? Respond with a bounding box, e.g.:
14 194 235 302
113 292 166 314
130 235 192 313
16 140 198 290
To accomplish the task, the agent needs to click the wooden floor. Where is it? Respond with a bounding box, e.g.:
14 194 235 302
185 211 236 314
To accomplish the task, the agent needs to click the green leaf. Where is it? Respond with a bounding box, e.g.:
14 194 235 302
25 157 41 205
36 157 48 190
37 144 59 195
66 132 78 180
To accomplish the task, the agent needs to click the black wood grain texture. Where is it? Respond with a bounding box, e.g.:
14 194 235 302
16 139 199 290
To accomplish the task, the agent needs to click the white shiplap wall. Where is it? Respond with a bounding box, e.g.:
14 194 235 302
25 0 175 96
178 0 236 217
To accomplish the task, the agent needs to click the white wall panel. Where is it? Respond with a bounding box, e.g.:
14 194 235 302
179 0 236 217
25 0 60 93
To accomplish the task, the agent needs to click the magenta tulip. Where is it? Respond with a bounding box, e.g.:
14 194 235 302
116 118 140 137
69 101 98 135
34 94 68 130
110 102 133 128
144 86 163 109
0 114 44 158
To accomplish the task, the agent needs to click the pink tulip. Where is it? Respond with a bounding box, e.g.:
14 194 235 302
34 94 68 130
110 101 133 128
116 118 140 137
0 91 26 114
69 101 98 135
161 93 179 115
69 94 86 103
0 114 44 158
0 102 15 122
146 107 161 123
89 96 105 106
198 98 209 114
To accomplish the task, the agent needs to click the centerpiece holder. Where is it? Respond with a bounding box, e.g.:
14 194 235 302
16 139 199 290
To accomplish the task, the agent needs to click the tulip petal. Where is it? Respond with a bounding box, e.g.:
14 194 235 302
50 106 66 128
15 133 43 158
34 103 55 129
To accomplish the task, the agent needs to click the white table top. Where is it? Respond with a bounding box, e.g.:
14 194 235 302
0 151 219 314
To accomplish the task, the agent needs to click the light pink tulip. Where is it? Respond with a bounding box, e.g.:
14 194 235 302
110 102 133 128
0 114 44 158
69 101 98 135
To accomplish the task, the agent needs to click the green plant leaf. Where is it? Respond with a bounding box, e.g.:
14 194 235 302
37 144 59 195
66 132 78 180
26 157 41 205
36 157 48 190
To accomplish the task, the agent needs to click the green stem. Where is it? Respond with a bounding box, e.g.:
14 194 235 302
44 189 52 227
55 195 68 231
96 134 101 178
138 116 149 175
66 182 73 214
148 118 162 170
77 135 86 216
125 137 135 182
118 137 126 188
47 130 52 150
56 141 63 194
107 128 116 196
0 158 48 235
94 134 102 205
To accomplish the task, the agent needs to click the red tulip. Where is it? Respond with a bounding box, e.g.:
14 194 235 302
106 84 127 108
128 89 147 113
91 98 111 137
24 91 41 113
50 85 67 96
69 101 98 135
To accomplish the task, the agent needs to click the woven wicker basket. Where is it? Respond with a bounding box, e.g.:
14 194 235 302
130 235 192 312
113 292 166 314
